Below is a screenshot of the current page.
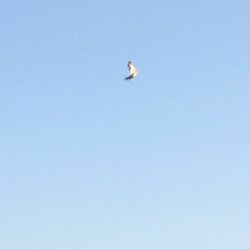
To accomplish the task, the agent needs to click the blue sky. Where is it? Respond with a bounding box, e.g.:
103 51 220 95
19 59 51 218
0 0 250 248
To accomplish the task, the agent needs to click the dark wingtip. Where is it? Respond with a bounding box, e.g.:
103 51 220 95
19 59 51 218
125 75 133 81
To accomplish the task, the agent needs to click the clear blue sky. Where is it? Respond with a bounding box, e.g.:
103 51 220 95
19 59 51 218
0 0 250 248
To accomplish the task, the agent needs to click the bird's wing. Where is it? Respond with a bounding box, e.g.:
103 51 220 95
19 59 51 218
125 75 133 80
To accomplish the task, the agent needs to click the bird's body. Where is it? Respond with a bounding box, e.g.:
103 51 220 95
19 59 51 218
125 61 138 80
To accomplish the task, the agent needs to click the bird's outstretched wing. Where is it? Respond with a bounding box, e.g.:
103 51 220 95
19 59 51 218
125 75 134 80
125 61 138 81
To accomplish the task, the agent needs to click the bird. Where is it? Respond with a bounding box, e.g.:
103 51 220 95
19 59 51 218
125 61 138 80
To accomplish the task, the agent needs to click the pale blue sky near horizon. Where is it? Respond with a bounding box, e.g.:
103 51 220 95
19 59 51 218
0 0 250 248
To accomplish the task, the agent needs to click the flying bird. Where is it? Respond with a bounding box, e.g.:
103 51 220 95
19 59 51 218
125 61 138 80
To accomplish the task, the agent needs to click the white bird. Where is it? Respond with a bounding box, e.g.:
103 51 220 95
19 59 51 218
125 61 138 80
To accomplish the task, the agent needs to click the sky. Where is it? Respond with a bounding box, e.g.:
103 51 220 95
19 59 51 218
0 0 250 248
